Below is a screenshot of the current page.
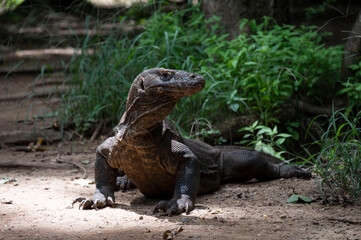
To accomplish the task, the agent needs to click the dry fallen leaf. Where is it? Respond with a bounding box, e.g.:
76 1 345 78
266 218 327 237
73 179 94 185
175 226 184 234
210 208 223 214
162 230 173 240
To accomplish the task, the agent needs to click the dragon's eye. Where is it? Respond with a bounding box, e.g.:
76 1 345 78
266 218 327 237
161 72 172 81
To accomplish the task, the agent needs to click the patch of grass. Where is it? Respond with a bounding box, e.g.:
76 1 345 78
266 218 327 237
59 4 343 136
59 4 213 132
306 110 361 201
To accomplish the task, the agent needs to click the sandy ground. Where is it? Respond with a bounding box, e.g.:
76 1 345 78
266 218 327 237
0 141 360 240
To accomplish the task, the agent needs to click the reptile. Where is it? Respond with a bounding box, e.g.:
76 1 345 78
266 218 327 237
73 68 311 215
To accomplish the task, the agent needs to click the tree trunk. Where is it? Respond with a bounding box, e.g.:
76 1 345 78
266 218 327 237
341 9 361 82
201 0 290 38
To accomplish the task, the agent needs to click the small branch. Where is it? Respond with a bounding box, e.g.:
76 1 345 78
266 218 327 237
327 217 361 225
90 119 105 141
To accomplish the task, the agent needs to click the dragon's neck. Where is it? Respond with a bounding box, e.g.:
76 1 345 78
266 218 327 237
116 97 176 142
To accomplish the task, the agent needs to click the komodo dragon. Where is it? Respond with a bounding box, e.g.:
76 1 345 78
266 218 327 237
73 68 311 215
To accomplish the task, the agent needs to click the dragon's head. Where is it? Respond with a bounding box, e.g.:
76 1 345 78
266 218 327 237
118 69 205 135
127 68 205 108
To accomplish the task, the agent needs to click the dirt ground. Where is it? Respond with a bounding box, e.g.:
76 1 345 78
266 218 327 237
0 139 360 240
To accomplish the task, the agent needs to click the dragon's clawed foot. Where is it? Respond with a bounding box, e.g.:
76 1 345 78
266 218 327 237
279 165 312 179
153 194 194 216
116 175 135 192
72 194 115 210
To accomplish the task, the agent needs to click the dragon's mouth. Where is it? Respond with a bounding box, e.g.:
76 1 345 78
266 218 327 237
146 80 204 96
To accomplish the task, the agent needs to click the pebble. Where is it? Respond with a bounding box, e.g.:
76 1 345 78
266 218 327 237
180 217 190 224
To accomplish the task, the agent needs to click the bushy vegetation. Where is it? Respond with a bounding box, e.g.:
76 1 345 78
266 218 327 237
306 110 361 201
60 4 343 133
198 19 342 125
60 6 211 131
339 60 361 111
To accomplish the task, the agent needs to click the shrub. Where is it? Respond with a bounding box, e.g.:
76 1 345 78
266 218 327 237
338 58 361 111
306 110 361 201
60 4 343 135
199 18 343 125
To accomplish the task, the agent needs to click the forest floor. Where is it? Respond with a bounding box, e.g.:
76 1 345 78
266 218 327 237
1 142 361 240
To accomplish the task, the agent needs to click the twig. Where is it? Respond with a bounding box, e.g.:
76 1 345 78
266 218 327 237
56 153 87 179
316 0 352 33
90 119 104 141
327 217 361 225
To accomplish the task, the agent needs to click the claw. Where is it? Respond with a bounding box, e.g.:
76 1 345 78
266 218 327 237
92 200 98 210
153 200 168 214
185 202 190 215
81 199 93 210
107 197 115 208
72 197 86 206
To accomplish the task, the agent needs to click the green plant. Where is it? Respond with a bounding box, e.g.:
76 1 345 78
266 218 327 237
0 0 25 14
200 18 343 125
188 118 226 145
338 59 361 110
59 4 344 139
306 110 361 201
58 4 214 133
236 121 291 160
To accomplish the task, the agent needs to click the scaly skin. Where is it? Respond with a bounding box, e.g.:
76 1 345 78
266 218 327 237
73 68 311 215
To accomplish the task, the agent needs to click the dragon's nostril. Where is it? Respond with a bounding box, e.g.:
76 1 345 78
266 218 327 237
189 74 196 79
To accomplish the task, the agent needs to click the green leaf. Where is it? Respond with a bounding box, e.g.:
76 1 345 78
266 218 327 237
231 59 238 69
277 133 292 138
287 194 312 204
238 127 252 132
276 138 286 145
299 195 312 203
81 160 90 165
244 61 257 65
229 103 239 112
0 177 17 184
243 134 252 139
257 127 273 136
251 121 259 128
